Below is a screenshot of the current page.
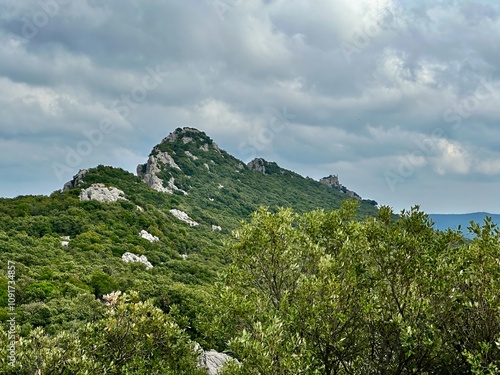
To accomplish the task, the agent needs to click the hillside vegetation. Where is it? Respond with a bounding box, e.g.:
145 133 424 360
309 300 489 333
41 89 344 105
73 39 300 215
0 128 498 374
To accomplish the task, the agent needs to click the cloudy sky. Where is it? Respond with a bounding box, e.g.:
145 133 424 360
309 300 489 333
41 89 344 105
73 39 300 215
1 0 499 213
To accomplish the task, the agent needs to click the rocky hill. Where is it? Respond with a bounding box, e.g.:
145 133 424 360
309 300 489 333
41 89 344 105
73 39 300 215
82 126 378 231
0 126 380 373
3 127 498 374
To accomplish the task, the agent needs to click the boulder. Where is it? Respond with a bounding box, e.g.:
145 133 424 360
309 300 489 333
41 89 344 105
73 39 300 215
79 184 127 202
61 236 70 247
122 252 153 270
196 344 239 375
185 150 198 160
320 174 362 200
63 169 88 191
319 174 340 188
169 209 199 226
139 230 159 243
247 158 267 174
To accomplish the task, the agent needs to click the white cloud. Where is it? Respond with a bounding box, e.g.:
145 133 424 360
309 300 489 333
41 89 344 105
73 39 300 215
432 139 471 175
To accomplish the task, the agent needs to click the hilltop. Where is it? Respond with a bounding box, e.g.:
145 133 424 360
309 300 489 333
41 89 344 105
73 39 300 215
65 127 378 232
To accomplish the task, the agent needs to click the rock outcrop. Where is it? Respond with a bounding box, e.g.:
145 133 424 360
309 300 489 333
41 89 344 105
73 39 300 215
63 169 88 191
162 127 200 144
212 142 221 154
139 230 159 243
320 175 341 189
137 149 187 195
247 158 267 174
185 151 198 160
196 344 239 375
320 175 362 200
212 225 222 231
247 158 284 175
169 209 199 226
122 252 153 270
79 184 127 202
60 236 70 247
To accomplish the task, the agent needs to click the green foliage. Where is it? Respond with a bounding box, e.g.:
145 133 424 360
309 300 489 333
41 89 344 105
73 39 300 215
24 281 60 302
89 271 120 298
0 292 204 374
206 204 500 374
3 128 499 373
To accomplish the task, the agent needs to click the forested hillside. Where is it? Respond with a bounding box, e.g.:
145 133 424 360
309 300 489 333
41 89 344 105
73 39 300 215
0 128 498 374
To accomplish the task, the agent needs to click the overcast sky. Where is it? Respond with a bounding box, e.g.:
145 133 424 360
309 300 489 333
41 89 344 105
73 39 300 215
1 0 499 213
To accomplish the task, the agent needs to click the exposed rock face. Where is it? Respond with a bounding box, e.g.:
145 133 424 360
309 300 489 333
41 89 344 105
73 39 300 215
320 175 362 200
212 142 221 154
320 175 340 188
247 158 267 174
196 344 239 375
122 252 153 270
63 169 88 191
163 127 200 144
169 209 199 226
137 149 187 195
79 184 127 202
200 143 209 152
139 230 159 243
156 150 181 170
185 150 198 160
212 225 222 231
163 132 178 143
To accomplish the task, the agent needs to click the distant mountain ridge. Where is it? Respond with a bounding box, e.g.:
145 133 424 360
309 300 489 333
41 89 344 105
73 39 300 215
429 212 500 237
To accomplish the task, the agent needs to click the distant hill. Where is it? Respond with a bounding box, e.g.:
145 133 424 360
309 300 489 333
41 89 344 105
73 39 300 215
429 212 500 237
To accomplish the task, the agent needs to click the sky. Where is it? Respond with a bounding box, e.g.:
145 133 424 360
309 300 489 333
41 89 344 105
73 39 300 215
0 0 499 214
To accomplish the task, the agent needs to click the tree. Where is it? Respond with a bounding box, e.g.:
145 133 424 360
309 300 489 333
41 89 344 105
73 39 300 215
0 292 205 374
207 203 500 374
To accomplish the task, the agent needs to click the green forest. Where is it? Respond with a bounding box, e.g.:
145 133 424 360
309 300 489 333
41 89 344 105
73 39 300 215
0 129 499 374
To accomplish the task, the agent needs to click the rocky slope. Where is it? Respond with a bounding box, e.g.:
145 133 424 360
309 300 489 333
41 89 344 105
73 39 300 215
0 126 381 373
127 127 379 229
